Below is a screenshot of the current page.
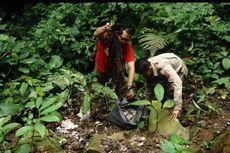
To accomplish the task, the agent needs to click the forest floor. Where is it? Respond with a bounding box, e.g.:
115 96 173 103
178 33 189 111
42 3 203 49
7 83 229 153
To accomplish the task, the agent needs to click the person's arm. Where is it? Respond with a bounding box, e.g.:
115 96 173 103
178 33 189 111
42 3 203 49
160 64 183 120
126 61 135 99
93 23 112 39
127 61 135 87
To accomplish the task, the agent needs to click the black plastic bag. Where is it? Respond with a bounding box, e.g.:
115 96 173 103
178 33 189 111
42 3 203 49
107 97 144 129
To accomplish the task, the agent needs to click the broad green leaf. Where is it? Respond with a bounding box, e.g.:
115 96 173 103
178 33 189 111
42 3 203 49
151 100 162 110
20 58 36 64
24 76 33 86
25 101 35 109
40 97 57 111
212 77 230 86
154 83 164 101
49 111 63 120
28 90 37 99
222 58 230 70
16 143 31 153
0 116 11 127
18 67 29 74
57 89 69 103
147 106 157 113
16 126 33 137
42 82 54 92
170 133 190 145
0 34 9 40
40 115 60 122
163 100 175 108
36 86 44 97
36 97 43 108
34 123 45 137
3 123 20 133
12 53 19 62
4 150 11 153
82 94 91 115
19 82 28 95
47 55 63 70
0 103 21 117
160 140 176 153
40 102 63 115
129 100 151 106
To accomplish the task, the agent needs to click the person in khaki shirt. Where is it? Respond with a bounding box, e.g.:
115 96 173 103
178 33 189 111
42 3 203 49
135 53 188 120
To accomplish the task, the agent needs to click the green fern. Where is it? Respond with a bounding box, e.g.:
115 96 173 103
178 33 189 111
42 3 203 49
138 33 168 56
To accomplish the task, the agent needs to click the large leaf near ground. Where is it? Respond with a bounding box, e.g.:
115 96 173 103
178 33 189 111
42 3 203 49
158 109 189 140
0 103 21 117
222 58 230 70
47 55 63 70
148 109 189 141
148 109 158 133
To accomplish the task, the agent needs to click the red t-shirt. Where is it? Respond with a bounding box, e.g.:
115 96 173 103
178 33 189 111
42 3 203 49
95 39 134 73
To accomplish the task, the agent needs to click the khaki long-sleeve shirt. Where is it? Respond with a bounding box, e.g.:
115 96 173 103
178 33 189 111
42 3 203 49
147 53 188 111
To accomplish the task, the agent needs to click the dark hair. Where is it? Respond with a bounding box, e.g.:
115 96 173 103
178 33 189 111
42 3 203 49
113 22 135 36
135 58 150 75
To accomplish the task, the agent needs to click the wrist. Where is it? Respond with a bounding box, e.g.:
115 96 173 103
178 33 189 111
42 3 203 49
127 85 134 90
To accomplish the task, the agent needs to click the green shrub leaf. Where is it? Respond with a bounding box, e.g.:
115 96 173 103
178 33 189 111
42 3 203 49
40 115 60 122
151 100 162 110
154 83 164 101
0 103 21 117
222 58 230 70
163 100 175 108
34 123 46 137
19 82 28 95
129 100 151 106
40 102 63 115
16 126 33 137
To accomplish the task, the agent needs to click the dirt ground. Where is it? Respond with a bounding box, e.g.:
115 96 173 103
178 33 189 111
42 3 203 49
41 86 230 153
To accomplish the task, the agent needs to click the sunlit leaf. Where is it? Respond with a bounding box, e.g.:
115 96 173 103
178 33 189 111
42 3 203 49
154 83 164 101
163 100 175 108
40 102 63 115
40 115 60 122
36 86 44 97
0 103 21 117
19 82 28 95
151 100 162 110
16 144 31 153
16 126 33 137
34 123 46 137
129 100 151 106
222 58 230 70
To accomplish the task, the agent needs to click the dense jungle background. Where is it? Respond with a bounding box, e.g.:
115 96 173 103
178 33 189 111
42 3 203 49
0 2 230 153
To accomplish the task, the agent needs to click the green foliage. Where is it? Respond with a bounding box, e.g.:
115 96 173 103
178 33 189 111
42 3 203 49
138 31 168 56
130 83 175 129
160 134 191 153
0 2 229 151
92 83 118 110
82 93 91 115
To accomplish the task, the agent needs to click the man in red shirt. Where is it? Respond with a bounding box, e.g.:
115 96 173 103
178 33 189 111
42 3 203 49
93 22 135 100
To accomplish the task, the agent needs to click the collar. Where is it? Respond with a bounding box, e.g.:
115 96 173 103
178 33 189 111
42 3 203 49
150 63 158 76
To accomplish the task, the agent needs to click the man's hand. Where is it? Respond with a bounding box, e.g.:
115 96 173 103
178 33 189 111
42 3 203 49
169 109 179 121
127 89 134 100
104 22 113 31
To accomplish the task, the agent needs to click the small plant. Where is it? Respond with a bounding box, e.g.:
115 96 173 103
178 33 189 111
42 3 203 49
92 83 118 111
129 83 175 130
160 133 192 153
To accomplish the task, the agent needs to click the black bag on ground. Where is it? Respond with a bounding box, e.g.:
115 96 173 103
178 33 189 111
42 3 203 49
107 97 144 129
